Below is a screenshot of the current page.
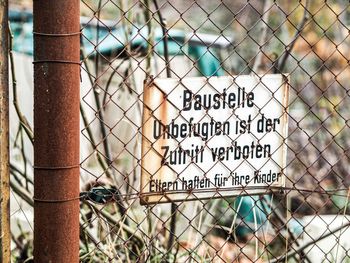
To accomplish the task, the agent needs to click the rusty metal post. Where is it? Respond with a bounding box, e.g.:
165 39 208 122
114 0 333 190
0 0 10 261
33 0 80 262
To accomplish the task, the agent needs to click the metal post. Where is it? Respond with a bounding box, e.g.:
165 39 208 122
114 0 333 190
33 0 80 262
0 1 10 262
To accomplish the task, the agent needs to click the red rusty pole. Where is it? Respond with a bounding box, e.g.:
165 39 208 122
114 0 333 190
33 0 80 262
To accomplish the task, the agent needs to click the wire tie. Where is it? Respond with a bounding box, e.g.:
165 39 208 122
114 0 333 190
33 164 80 170
33 31 81 37
33 60 81 65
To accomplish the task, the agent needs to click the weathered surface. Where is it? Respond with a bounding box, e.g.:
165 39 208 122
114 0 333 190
33 1 80 262
0 0 10 261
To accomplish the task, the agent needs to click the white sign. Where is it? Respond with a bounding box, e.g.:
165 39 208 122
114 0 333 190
141 74 289 204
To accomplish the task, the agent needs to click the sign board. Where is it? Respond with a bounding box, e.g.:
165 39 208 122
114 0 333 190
141 74 289 204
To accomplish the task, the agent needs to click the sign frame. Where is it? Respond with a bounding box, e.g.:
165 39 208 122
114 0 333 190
141 74 289 205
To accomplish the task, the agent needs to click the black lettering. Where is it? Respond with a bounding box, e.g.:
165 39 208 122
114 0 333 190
161 146 169 165
183 90 192 111
247 92 254 107
213 93 221 109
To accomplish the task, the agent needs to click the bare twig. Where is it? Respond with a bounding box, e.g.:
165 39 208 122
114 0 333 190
10 162 33 186
274 0 310 72
102 57 129 107
252 0 273 73
20 128 29 190
80 103 109 174
334 188 350 262
80 103 129 225
153 0 171 77
8 22 34 143
10 178 34 207
93 1 113 165
270 220 350 263
261 196 312 263
9 164 25 187
143 0 153 75
80 45 129 225
89 203 143 245
80 47 113 179
152 0 177 254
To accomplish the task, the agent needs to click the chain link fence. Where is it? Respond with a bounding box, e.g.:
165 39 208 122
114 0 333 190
78 0 350 262
8 0 350 262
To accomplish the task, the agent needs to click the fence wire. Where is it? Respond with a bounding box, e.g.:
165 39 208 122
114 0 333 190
77 0 350 262
7 0 350 262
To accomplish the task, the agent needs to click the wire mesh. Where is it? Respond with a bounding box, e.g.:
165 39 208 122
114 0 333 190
7 0 350 262
78 0 350 262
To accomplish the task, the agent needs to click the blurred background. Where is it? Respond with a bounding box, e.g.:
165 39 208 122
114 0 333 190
8 0 350 262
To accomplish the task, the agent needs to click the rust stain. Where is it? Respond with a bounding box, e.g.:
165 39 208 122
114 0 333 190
141 75 290 203
278 74 290 187
141 78 173 204
33 0 80 262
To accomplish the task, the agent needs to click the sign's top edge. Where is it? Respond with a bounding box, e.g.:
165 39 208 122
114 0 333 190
152 73 289 83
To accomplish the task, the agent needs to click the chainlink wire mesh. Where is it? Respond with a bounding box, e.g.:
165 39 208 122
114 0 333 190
77 0 350 262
